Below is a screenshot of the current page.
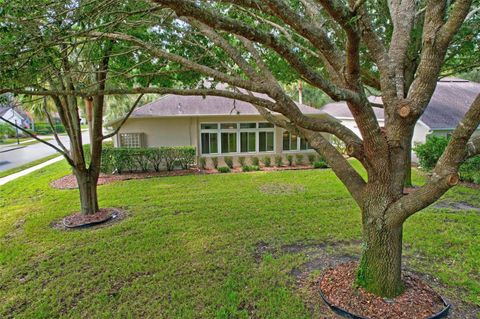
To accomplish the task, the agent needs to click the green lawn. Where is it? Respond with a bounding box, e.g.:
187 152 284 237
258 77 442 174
0 161 478 318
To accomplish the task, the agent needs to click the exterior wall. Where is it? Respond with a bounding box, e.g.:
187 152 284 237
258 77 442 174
113 114 323 168
113 117 196 148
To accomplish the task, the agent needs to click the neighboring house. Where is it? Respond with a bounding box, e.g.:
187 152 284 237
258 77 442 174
322 78 480 159
0 106 33 132
108 90 334 167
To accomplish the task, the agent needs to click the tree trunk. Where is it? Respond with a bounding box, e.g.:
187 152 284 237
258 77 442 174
74 169 100 215
356 216 404 298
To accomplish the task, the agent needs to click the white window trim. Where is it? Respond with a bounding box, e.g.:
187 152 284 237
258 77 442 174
118 132 144 148
282 130 314 153
199 121 275 156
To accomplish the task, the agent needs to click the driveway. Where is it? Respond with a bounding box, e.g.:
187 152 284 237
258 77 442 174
0 131 90 172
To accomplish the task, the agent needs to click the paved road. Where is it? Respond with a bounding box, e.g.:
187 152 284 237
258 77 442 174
0 131 89 172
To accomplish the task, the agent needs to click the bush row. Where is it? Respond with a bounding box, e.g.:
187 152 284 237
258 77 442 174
33 122 66 135
85 146 196 174
414 135 480 184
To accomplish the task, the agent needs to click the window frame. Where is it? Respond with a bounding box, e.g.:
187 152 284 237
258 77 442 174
282 129 313 152
118 132 144 148
199 121 276 155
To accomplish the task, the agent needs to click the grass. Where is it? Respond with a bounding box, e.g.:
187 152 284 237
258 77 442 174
0 161 479 318
0 153 61 178
0 137 32 145
0 137 53 147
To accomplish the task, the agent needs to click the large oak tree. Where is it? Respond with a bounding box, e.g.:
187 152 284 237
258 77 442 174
1 0 479 298
86 0 479 297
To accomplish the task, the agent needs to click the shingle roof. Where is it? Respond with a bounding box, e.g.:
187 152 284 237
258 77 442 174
126 89 325 119
321 79 480 130
0 106 10 117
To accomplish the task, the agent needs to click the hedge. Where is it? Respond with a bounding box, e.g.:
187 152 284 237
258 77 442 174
414 135 480 184
34 122 66 135
85 145 196 174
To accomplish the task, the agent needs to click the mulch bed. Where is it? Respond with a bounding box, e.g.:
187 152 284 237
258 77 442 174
51 207 127 230
51 165 319 190
318 262 447 319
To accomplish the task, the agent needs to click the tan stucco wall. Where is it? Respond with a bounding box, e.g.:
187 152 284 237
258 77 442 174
113 117 196 149
114 114 324 168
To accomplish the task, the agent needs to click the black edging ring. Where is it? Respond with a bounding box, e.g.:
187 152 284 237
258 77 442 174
63 212 117 229
319 275 451 319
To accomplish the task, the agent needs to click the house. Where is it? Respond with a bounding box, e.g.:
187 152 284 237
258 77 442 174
0 106 33 132
321 78 480 156
108 90 333 167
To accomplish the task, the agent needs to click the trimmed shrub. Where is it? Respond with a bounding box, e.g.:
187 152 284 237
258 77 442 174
286 154 294 166
307 154 316 164
96 145 196 174
211 157 219 169
251 156 259 166
147 148 163 172
296 154 304 165
242 165 260 172
275 155 283 167
0 123 15 140
313 161 329 169
263 156 271 167
415 136 480 184
176 147 196 170
33 122 66 135
218 166 231 173
199 157 207 169
224 156 234 168
414 136 449 170
238 156 246 167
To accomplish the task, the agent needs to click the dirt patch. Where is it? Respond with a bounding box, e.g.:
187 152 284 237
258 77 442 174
259 183 306 195
51 208 127 230
432 200 480 212
319 262 447 319
460 181 480 189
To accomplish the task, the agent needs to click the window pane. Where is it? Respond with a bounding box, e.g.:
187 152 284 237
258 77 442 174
241 132 248 152
201 123 218 130
260 132 274 152
282 131 290 151
266 132 274 151
221 123 237 130
210 133 218 153
259 122 274 128
249 132 255 152
229 133 237 152
221 132 237 153
240 123 256 129
120 133 141 148
290 133 298 150
201 133 210 154
300 137 308 150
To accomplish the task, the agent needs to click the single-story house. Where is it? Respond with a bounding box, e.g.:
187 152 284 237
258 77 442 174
108 90 333 167
0 106 33 132
321 78 480 156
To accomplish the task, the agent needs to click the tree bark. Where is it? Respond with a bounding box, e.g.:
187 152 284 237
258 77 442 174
357 212 404 298
73 168 100 215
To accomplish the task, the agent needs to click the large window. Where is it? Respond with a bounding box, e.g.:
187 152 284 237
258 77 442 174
283 130 312 151
200 122 275 155
119 133 143 148
200 123 219 154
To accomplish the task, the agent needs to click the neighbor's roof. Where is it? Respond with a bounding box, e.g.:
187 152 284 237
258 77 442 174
0 106 11 117
321 78 480 130
110 86 326 125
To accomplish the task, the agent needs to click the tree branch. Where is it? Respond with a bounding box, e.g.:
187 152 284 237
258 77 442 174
103 94 145 140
